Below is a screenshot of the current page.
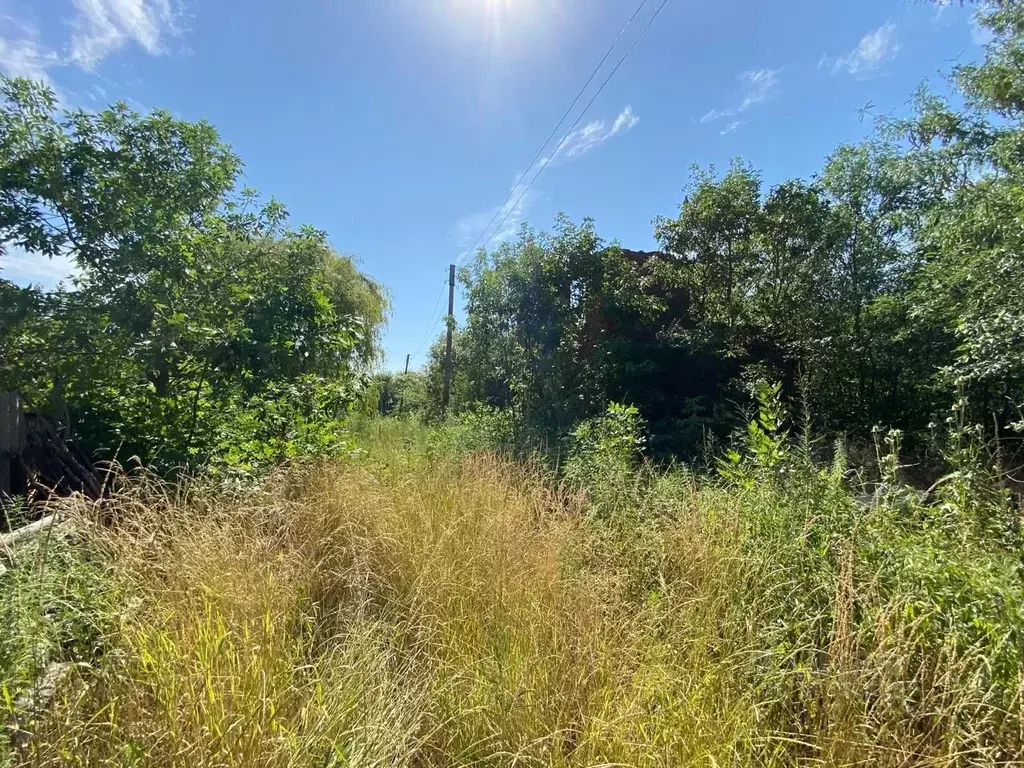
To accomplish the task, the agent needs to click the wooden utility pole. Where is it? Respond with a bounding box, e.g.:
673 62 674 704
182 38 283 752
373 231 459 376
404 354 410 375
441 264 455 416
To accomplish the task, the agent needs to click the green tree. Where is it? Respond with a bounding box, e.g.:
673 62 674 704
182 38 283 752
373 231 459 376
0 77 388 468
656 161 762 338
805 141 925 427
450 217 607 440
888 1 1024 427
750 180 833 352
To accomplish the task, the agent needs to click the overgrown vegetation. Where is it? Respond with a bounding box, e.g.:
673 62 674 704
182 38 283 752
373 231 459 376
426 0 1024 463
1 412 1021 766
3 0 1024 764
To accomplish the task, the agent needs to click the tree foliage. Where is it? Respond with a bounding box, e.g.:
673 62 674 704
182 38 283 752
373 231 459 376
428 1 1024 458
0 78 388 470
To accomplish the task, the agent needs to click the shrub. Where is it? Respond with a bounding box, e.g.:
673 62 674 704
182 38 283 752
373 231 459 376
564 402 647 519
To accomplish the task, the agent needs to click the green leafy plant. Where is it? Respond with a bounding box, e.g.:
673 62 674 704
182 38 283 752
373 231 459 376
564 402 647 519
718 379 791 487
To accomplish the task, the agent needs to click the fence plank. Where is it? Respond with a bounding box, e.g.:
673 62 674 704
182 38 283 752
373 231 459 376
1 393 23 498
0 392 23 454
0 514 63 554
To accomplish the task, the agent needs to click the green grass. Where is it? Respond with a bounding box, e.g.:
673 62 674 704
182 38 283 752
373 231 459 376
1 418 1022 766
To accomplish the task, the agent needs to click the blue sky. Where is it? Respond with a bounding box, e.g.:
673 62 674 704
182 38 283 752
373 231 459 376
0 0 986 370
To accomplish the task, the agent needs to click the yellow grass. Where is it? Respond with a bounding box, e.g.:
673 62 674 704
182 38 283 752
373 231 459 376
8 427 1022 766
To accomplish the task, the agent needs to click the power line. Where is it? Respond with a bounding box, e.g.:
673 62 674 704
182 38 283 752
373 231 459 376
465 0 670 264
411 277 448 359
407 0 669 370
456 0 656 267
408 274 450 363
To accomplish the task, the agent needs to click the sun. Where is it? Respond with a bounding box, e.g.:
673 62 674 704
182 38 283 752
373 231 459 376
448 0 536 30
432 0 557 50
451 0 528 14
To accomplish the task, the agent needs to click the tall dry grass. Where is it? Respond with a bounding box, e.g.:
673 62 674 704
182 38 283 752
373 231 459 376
4 424 1022 766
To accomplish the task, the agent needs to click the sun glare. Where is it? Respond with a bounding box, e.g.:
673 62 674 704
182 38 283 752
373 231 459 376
452 0 526 15
448 0 536 28
433 0 559 54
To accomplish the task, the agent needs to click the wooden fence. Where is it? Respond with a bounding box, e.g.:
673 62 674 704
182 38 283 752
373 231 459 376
0 392 23 499
1 392 100 512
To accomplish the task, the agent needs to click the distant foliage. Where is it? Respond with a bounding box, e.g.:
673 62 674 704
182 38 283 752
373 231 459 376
426 406 517 460
367 371 429 417
565 402 646 481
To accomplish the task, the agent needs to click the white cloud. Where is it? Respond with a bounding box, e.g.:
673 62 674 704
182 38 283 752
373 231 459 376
611 105 640 134
824 22 900 77
0 0 182 85
970 13 993 47
452 106 638 256
719 119 747 136
546 105 639 163
70 0 179 70
454 184 535 258
700 68 779 123
0 245 80 288
0 33 61 84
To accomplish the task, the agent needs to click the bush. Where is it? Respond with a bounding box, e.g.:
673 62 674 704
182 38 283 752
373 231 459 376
564 402 651 525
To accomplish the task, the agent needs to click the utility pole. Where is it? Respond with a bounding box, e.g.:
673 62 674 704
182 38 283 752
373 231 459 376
404 354 410 375
441 264 455 416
